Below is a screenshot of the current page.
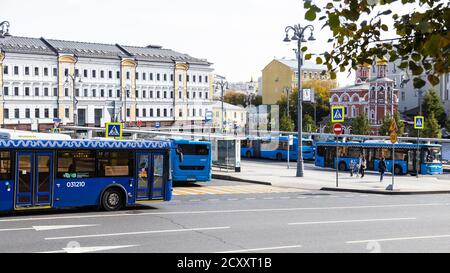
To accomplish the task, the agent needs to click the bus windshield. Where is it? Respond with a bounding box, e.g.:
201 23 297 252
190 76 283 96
424 147 442 163
177 144 209 156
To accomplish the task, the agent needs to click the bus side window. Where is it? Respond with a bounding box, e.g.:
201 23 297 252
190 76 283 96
176 147 184 162
0 151 11 180
57 150 96 178
98 151 133 177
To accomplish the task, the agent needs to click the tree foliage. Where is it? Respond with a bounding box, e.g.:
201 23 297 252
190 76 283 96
350 113 370 135
423 112 442 138
303 0 449 88
422 89 447 126
223 91 262 107
379 111 405 136
276 79 335 130
280 115 295 132
303 114 317 132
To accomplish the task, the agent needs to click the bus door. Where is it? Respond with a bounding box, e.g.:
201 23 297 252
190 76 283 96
136 152 165 200
408 150 417 173
15 152 53 209
325 147 334 168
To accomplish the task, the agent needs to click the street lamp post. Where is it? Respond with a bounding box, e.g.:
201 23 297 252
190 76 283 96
415 88 425 178
122 86 130 127
215 79 228 134
0 21 11 38
65 74 82 126
284 86 290 119
1 21 11 128
283 24 316 177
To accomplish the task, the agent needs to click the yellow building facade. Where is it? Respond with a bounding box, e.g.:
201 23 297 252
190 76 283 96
262 58 332 105
212 101 247 132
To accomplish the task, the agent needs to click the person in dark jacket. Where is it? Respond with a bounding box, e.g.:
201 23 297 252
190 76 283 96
359 155 366 178
379 157 387 182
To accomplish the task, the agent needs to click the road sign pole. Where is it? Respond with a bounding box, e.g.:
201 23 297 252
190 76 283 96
287 143 290 169
417 130 419 178
336 136 339 188
391 144 395 190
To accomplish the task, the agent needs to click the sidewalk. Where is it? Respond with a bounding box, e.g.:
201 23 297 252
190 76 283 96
212 159 450 194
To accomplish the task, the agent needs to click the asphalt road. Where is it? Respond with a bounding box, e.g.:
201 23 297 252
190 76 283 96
1 179 450 253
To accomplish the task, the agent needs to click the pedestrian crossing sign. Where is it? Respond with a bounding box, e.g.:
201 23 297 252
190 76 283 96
414 116 424 130
106 122 123 139
331 106 345 123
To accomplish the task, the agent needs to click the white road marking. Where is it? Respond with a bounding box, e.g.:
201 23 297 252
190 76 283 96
45 226 231 240
280 197 290 199
288 217 416 226
0 227 33 232
1 203 447 223
0 224 98 232
245 198 256 200
38 245 137 253
347 234 450 244
217 245 302 253
208 199 220 202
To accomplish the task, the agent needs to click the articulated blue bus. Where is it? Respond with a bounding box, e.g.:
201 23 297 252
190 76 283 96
315 140 443 175
171 139 212 183
0 130 172 213
241 136 315 161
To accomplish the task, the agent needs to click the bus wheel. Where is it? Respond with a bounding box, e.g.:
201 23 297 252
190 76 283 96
338 162 346 171
102 188 124 211
276 153 282 160
246 151 251 158
394 165 402 175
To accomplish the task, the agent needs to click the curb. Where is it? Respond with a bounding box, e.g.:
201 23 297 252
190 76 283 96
212 174 272 186
321 187 450 195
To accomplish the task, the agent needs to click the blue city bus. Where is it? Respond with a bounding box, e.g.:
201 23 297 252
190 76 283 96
315 140 443 175
241 136 315 161
0 133 172 213
171 139 212 182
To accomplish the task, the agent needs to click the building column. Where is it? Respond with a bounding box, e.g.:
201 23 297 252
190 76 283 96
174 62 188 124
120 58 137 124
58 54 77 124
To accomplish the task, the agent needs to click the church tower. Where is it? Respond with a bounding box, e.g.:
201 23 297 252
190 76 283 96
355 63 371 84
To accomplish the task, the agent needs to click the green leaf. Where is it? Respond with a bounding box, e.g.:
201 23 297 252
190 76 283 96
316 57 323 64
305 53 312 60
411 53 421 62
330 71 337 80
329 14 340 28
305 8 317 21
301 46 308 52
427 74 440 86
413 77 426 89
381 24 388 31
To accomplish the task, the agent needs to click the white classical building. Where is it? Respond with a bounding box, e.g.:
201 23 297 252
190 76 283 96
385 60 449 115
0 35 213 131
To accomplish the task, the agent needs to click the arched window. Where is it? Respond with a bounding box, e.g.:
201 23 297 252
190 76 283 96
351 94 360 103
330 94 339 103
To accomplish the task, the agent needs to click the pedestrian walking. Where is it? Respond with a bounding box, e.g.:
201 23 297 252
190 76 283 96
379 157 387 182
359 156 366 178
